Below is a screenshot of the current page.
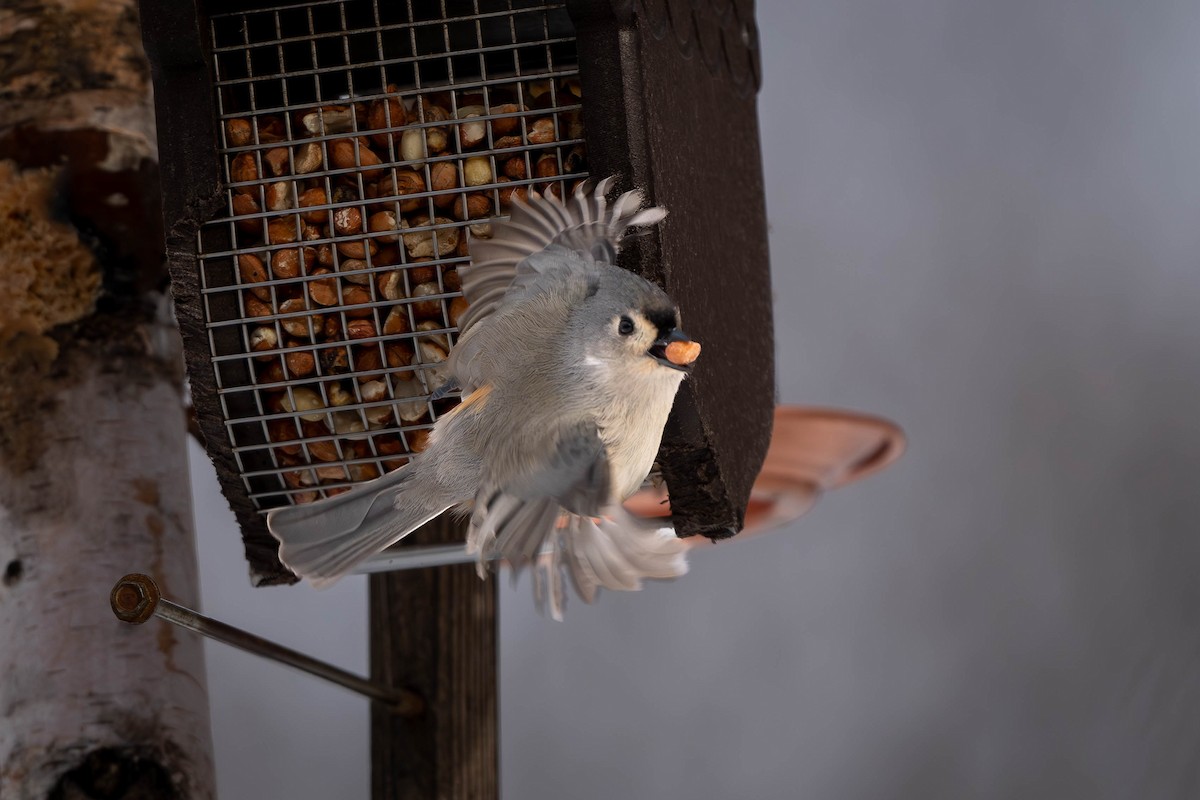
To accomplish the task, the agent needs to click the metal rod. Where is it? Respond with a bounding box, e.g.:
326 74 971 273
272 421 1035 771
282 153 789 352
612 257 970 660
357 542 482 573
110 573 421 715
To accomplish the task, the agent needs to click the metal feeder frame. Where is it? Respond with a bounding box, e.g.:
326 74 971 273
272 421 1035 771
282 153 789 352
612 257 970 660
140 0 773 584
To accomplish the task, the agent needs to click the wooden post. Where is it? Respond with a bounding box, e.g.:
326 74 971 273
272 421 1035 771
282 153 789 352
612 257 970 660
568 0 775 540
370 516 498 800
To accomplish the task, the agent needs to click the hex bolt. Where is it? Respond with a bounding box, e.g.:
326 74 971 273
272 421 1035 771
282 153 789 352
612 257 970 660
110 573 162 624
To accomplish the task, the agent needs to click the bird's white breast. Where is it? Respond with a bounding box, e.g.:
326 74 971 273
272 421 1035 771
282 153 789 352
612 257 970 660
594 368 686 499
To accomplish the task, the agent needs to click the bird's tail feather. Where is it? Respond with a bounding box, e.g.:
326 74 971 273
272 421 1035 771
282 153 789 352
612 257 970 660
267 468 450 587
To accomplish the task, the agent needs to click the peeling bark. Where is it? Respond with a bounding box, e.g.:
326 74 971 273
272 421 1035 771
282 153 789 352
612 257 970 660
0 0 214 797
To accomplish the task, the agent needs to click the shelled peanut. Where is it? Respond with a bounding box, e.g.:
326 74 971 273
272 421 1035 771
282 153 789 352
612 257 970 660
222 77 589 503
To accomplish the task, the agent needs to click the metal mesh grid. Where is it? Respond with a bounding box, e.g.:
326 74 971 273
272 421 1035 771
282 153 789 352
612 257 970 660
198 0 589 510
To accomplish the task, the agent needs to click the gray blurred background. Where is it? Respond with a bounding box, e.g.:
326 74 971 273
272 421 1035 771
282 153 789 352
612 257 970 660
190 0 1200 797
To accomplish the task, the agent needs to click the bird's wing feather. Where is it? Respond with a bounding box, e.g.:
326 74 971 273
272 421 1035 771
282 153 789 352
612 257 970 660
465 421 687 619
502 420 613 515
455 177 667 336
465 421 610 567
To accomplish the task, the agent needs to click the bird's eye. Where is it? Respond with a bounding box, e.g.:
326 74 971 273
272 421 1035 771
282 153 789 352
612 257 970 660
618 316 635 336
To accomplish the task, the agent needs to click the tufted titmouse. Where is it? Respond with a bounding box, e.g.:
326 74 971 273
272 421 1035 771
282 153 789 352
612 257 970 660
266 178 701 616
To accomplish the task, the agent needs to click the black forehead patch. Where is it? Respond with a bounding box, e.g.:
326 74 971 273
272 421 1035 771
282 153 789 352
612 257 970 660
643 306 678 338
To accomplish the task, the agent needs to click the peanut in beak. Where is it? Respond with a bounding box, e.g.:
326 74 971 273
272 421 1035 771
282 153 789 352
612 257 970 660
664 340 701 367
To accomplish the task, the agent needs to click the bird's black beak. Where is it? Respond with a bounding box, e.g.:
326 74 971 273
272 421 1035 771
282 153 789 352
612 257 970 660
648 329 701 373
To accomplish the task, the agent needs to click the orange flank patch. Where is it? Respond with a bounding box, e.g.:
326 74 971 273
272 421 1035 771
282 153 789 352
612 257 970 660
441 383 493 422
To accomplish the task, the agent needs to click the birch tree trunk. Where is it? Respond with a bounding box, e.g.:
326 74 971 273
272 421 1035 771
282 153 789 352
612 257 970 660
0 0 215 797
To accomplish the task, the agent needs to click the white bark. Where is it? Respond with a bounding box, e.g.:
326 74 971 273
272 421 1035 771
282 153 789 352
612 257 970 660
0 327 215 799
0 0 215 795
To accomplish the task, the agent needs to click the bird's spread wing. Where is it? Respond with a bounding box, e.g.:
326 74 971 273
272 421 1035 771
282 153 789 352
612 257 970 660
438 178 665 397
455 177 667 337
465 421 688 619
466 420 609 568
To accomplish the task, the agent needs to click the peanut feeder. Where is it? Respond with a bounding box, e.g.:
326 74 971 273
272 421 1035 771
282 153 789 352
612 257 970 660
141 0 773 584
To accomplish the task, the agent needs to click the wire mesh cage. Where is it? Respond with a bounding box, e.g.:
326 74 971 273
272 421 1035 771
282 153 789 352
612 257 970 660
142 0 775 584
202 0 587 505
